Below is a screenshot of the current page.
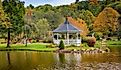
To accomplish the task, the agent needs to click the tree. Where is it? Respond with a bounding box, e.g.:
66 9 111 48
28 4 34 9
59 40 65 50
2 0 25 37
117 16 121 40
79 10 95 33
93 7 120 36
108 2 121 14
36 18 50 39
75 0 79 4
0 0 12 47
0 0 4 21
67 17 89 36
88 3 102 16
43 10 64 30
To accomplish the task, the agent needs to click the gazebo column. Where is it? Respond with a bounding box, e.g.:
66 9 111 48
76 33 78 46
57 33 59 40
67 32 69 45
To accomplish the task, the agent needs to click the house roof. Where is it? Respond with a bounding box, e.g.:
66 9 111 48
53 19 81 33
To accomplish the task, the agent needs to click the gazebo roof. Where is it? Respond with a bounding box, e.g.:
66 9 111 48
53 20 81 33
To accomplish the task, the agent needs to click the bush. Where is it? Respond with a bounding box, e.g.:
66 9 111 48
81 43 89 47
59 40 65 50
32 40 36 43
82 36 88 43
87 37 96 47
70 44 77 47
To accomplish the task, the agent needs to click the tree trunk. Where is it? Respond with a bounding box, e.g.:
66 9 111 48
7 28 10 48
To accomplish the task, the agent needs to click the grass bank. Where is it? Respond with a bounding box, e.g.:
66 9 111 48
0 43 57 52
94 40 121 48
0 43 95 52
0 40 120 52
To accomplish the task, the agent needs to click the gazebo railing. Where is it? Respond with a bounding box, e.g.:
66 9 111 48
53 39 81 46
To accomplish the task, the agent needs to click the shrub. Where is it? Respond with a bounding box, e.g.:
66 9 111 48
59 40 65 50
32 40 36 43
87 37 96 47
81 43 89 47
82 37 88 43
70 44 77 47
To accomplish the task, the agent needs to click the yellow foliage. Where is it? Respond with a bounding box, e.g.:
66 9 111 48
0 1 11 28
93 7 120 33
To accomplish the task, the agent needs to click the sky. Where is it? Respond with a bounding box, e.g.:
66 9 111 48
20 0 83 7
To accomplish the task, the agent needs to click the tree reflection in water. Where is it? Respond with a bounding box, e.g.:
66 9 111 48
59 53 65 63
7 52 11 70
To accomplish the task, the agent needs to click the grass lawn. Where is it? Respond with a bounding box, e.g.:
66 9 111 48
0 43 57 52
0 43 87 51
0 40 120 52
94 40 121 48
106 40 121 45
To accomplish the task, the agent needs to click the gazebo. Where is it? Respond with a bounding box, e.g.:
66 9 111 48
53 19 82 46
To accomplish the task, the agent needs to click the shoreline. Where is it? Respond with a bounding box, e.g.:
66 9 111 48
0 47 110 54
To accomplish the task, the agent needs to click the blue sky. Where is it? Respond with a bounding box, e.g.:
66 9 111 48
20 0 82 7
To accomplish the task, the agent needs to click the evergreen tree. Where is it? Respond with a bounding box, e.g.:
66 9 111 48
59 40 65 50
2 0 25 35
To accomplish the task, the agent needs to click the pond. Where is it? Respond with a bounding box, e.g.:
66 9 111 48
0 46 121 70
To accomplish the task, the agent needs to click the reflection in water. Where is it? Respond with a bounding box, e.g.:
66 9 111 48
7 52 11 70
0 47 120 70
59 53 65 63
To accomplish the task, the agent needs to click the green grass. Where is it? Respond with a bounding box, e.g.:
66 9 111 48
0 40 120 52
106 40 121 46
94 40 121 48
0 43 57 52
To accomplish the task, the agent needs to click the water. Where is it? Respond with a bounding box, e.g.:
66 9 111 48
0 47 121 70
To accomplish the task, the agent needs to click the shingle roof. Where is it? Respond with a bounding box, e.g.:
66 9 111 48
53 20 81 33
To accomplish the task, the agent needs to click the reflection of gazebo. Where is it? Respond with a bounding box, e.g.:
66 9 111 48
53 19 82 46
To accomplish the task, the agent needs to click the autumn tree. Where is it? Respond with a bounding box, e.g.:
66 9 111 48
67 17 89 36
93 7 120 36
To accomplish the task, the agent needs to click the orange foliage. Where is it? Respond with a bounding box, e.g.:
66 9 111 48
26 8 33 17
93 7 120 33
87 36 96 47
67 17 89 36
